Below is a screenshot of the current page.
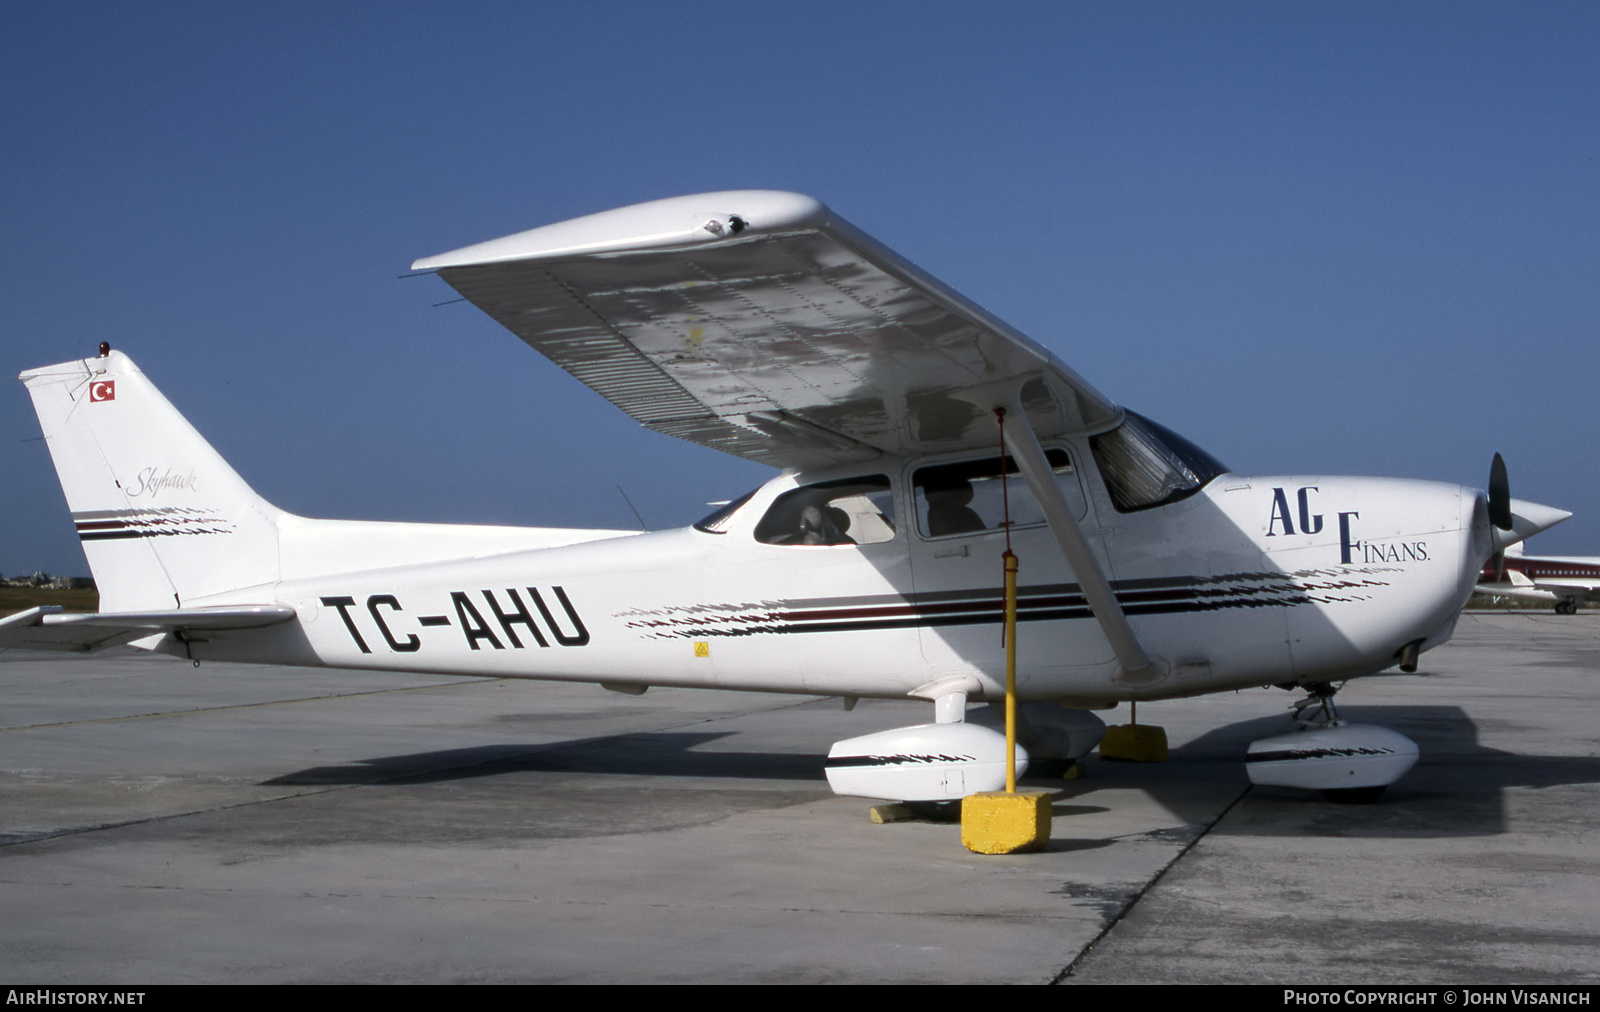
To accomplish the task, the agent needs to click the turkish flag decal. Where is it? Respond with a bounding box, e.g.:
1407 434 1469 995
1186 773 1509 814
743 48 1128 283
90 380 115 402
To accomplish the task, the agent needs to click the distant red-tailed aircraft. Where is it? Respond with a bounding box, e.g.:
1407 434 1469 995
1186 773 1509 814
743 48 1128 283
1477 543 1600 614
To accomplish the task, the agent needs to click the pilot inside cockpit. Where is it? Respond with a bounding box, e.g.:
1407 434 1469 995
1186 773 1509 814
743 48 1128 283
772 499 854 545
753 476 895 547
923 478 986 536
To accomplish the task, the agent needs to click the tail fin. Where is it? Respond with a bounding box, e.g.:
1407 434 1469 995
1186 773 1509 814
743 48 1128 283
20 351 282 611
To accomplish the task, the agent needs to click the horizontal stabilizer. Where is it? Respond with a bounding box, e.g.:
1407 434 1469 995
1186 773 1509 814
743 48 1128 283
0 605 295 654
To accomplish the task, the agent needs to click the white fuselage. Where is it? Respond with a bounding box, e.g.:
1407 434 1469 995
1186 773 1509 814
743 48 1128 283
187 437 1488 707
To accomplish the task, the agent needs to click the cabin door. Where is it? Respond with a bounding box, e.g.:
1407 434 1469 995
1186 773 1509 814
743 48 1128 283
905 444 1117 694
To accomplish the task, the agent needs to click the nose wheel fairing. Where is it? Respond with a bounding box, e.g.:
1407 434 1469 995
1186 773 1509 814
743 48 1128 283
1246 683 1419 802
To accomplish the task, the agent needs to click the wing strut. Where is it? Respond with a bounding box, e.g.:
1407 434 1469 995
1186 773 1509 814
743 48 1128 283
997 403 1165 686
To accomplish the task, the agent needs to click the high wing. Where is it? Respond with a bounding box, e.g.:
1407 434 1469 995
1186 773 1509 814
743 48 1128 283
412 191 1121 470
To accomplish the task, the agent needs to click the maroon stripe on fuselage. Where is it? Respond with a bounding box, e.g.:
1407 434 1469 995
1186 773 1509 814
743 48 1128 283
1486 557 1600 581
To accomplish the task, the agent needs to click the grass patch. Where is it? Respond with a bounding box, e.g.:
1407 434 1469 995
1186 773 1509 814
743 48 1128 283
0 586 99 617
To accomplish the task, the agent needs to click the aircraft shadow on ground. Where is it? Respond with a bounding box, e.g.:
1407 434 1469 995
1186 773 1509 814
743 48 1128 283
263 705 1600 839
263 731 830 788
1112 704 1600 839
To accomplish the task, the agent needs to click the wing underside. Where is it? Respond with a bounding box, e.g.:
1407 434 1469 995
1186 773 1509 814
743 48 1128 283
416 191 1121 469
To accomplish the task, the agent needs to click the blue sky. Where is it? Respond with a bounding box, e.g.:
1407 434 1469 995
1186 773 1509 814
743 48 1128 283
5 2 1598 576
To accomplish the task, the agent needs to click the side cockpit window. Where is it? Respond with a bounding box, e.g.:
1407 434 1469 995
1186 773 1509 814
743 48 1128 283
913 449 1084 538
754 476 896 547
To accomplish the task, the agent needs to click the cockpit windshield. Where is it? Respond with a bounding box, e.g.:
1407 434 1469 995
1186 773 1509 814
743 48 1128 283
1089 411 1228 512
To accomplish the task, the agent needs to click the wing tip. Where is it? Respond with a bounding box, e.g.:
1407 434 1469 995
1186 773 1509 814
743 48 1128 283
412 190 827 271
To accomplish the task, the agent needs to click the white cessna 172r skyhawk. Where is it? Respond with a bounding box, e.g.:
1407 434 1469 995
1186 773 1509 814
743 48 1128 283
9 191 1572 804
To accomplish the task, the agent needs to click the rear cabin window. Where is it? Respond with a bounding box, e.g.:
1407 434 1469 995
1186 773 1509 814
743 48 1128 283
753 476 896 547
912 449 1085 538
694 489 758 534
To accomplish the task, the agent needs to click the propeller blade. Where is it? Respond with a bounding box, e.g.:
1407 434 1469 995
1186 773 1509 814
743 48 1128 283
1489 452 1512 531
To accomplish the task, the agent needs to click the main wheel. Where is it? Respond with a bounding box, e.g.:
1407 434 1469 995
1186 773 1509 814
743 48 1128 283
1321 785 1386 804
904 800 962 821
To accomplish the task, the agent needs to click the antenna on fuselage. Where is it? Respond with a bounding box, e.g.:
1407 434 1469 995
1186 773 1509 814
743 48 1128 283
617 485 648 532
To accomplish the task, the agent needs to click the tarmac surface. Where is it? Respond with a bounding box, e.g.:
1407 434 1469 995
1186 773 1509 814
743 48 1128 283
2 611 1597 984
